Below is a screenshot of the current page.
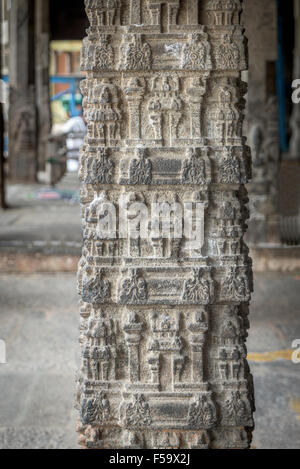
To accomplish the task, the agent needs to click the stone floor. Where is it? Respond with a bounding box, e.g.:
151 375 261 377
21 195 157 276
0 174 81 256
0 271 300 449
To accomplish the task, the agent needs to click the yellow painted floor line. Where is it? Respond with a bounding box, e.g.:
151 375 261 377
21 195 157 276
247 349 293 363
289 398 300 421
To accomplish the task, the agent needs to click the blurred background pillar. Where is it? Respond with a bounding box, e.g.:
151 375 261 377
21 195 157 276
9 0 38 183
290 0 300 160
244 0 281 245
35 0 51 172
0 3 6 208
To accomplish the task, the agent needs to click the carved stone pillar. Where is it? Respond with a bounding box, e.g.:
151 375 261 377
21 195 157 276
78 0 254 449
9 0 37 183
123 312 144 386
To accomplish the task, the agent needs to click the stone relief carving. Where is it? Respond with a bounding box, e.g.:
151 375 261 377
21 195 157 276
85 149 115 184
129 148 152 185
119 34 152 71
182 268 215 305
222 266 251 302
82 269 111 304
219 147 243 184
119 269 148 304
214 34 241 70
188 393 217 429
205 0 242 26
123 394 152 428
222 391 253 427
181 32 212 70
81 391 110 425
182 147 211 185
147 74 183 143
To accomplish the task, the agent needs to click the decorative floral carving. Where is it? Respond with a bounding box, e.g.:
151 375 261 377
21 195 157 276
219 147 242 184
215 34 240 69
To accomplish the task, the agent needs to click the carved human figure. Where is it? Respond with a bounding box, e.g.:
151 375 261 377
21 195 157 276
86 149 115 184
222 267 250 302
182 148 207 185
119 34 152 71
183 268 215 305
81 391 110 425
181 33 212 70
129 149 152 185
188 394 217 429
223 391 252 426
119 269 148 304
82 269 111 304
94 34 114 70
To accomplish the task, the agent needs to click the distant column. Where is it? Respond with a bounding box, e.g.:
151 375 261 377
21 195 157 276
0 9 6 209
290 0 300 160
35 0 51 171
244 0 281 244
9 0 37 183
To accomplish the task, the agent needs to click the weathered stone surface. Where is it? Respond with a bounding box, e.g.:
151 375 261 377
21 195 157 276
77 0 254 449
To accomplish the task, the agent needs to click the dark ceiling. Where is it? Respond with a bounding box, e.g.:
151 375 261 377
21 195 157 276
50 0 89 40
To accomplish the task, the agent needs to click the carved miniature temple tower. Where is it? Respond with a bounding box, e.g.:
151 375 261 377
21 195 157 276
77 0 254 449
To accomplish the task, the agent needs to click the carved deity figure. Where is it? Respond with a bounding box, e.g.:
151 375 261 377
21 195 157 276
86 149 115 184
220 306 242 342
124 394 152 428
223 391 252 426
129 149 152 185
188 394 217 429
119 34 152 71
182 148 207 185
119 269 148 304
181 33 212 70
81 391 110 425
222 267 250 302
147 74 183 142
86 80 121 141
183 268 215 305
94 34 114 70
85 309 117 381
82 269 111 304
